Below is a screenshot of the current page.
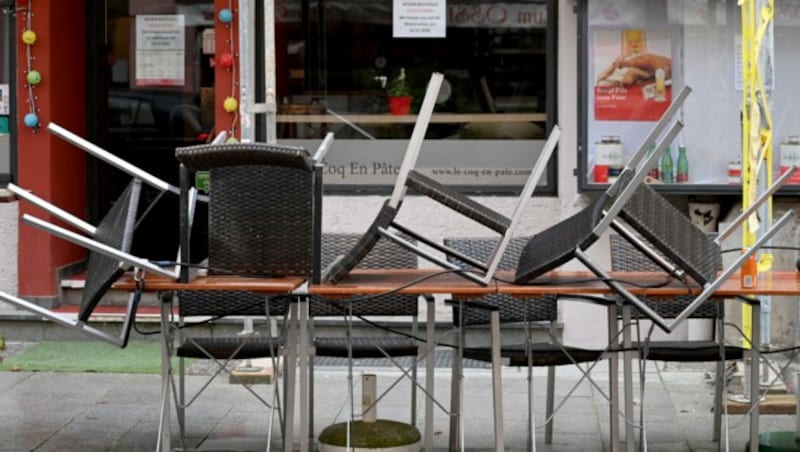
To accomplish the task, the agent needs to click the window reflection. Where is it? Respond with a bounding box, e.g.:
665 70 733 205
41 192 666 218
275 1 549 140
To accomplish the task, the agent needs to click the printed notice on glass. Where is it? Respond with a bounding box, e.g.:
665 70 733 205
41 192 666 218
135 15 185 87
393 0 446 38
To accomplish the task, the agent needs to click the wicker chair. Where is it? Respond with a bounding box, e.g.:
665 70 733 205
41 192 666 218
609 233 744 444
167 141 325 449
6 177 176 347
323 72 560 287
310 233 439 448
3 123 192 345
445 237 605 451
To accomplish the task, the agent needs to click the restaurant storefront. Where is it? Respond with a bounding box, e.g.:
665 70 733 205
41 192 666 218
11 0 559 303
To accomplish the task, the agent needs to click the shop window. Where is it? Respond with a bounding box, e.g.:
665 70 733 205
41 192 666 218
578 0 800 194
275 0 556 193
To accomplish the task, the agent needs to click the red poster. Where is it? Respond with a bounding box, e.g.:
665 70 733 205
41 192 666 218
594 29 672 121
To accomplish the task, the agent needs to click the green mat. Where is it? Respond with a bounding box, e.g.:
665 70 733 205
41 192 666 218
0 341 191 374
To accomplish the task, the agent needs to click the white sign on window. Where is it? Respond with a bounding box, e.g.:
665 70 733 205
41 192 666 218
393 0 446 38
135 15 185 87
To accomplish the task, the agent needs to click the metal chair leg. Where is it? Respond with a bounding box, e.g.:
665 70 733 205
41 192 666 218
544 365 555 445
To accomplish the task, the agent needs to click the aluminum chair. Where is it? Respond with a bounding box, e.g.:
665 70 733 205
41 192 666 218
323 72 561 286
1 179 173 347
310 233 441 449
445 236 607 451
609 233 746 446
2 120 189 345
171 140 328 451
513 84 795 335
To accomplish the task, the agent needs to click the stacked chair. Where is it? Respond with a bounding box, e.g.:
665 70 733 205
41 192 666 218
1 122 179 348
168 138 330 451
323 72 561 286
444 236 608 451
512 84 796 449
609 233 747 446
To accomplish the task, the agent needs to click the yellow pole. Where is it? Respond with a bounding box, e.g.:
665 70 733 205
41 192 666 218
739 0 774 349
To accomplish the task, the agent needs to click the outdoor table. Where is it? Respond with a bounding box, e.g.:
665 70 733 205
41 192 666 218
116 269 800 452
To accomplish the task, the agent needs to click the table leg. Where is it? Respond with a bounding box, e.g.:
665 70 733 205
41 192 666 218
157 293 172 452
448 301 464 452
622 305 635 452
608 304 620 452
750 303 761 452
425 298 435 451
298 297 310 452
490 310 505 451
283 301 298 452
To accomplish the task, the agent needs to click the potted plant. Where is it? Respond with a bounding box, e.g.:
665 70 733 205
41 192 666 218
387 68 412 115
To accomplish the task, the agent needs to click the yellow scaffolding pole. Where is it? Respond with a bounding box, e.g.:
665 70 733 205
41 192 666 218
739 0 774 349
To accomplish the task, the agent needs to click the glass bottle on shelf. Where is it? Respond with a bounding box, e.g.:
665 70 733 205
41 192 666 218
660 146 674 183
676 145 689 183
646 144 660 181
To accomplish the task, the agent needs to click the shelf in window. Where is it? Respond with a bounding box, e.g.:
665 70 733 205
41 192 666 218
276 112 546 124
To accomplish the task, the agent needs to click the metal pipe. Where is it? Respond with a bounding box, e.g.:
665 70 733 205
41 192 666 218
47 122 175 194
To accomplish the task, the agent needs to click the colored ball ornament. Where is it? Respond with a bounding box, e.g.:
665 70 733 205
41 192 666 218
219 53 234 68
26 70 41 85
223 97 238 113
21 30 37 45
23 113 39 128
218 8 234 23
226 136 239 144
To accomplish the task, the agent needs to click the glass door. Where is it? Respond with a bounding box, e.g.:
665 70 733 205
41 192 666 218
90 0 215 259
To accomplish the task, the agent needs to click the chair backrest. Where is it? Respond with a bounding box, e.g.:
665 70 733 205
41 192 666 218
514 181 618 283
445 236 558 326
609 234 719 319
618 184 721 285
514 87 692 285
176 143 321 281
323 201 400 284
311 233 419 317
80 179 142 321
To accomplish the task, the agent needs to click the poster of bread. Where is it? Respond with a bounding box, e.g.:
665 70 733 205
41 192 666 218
594 28 672 121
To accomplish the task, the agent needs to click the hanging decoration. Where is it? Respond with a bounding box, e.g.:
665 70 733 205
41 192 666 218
217 2 239 143
21 1 40 130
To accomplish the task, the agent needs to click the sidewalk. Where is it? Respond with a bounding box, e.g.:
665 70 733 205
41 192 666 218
0 356 796 451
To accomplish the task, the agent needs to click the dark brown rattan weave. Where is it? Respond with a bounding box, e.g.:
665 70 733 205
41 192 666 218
175 142 317 277
609 234 718 319
81 180 141 321
175 143 313 172
324 202 399 284
177 336 283 359
609 234 743 362
312 233 418 317
445 237 602 368
177 290 289 317
407 170 511 234
312 233 419 358
445 237 558 326
618 184 721 285
514 194 609 283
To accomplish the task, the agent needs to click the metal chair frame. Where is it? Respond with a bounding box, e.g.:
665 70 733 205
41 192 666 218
322 72 561 287
609 233 748 448
445 237 614 451
171 138 329 452
5 129 177 346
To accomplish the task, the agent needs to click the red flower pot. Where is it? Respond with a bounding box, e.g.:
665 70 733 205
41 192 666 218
388 96 412 115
